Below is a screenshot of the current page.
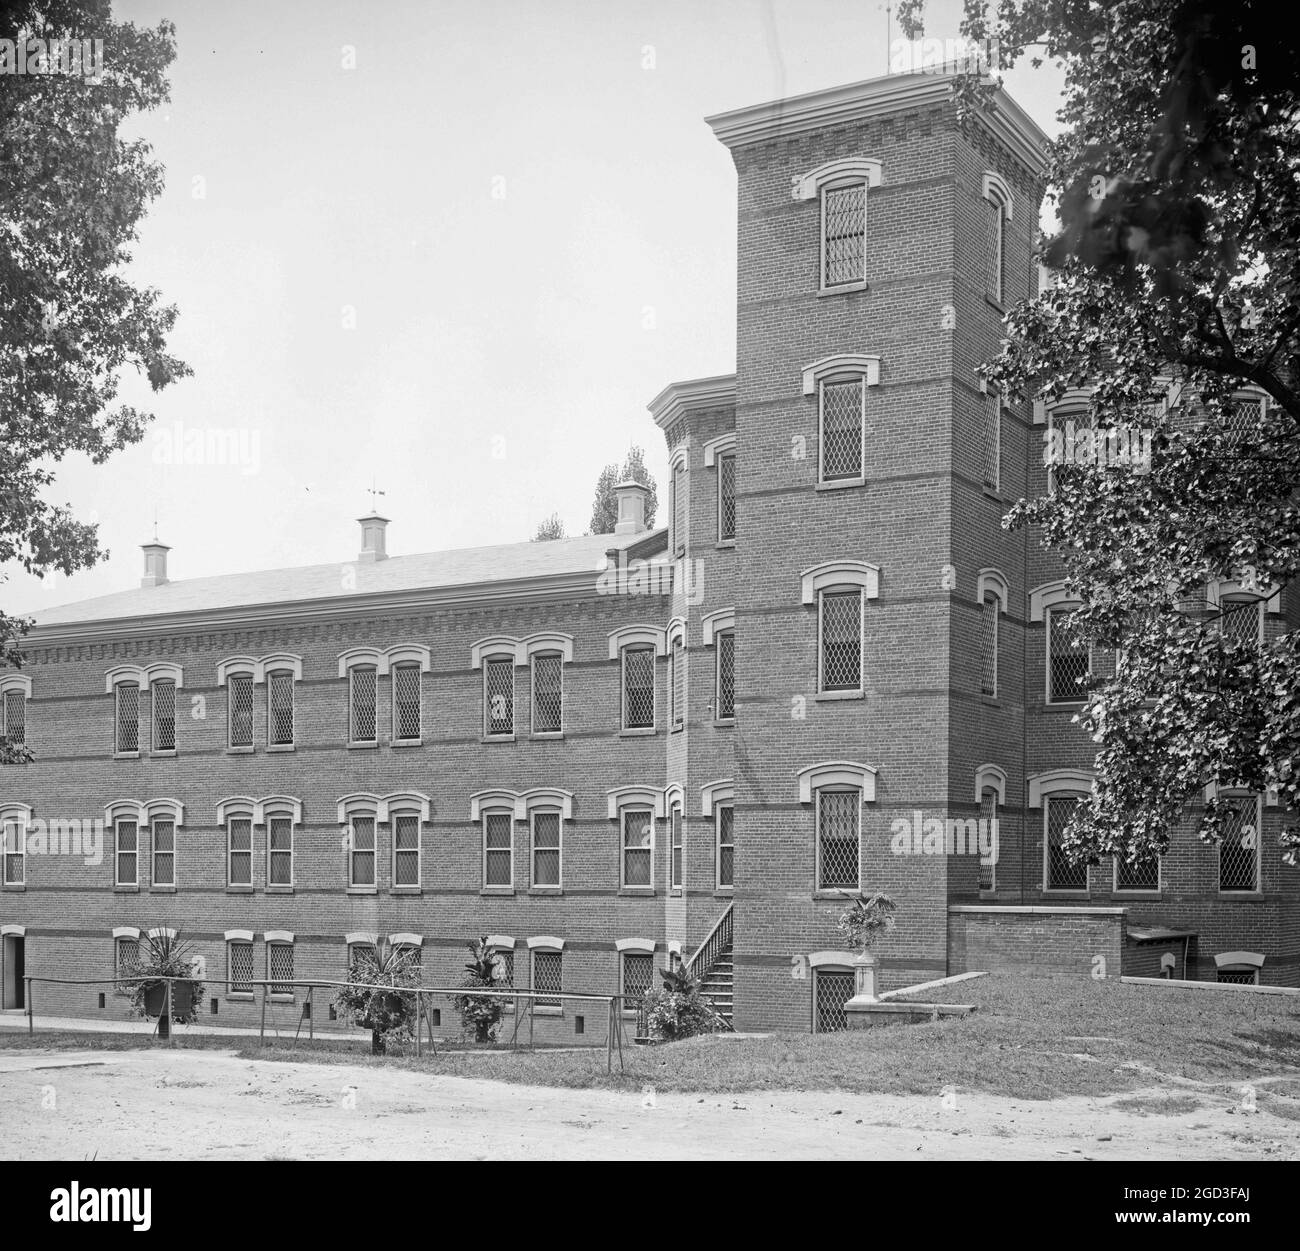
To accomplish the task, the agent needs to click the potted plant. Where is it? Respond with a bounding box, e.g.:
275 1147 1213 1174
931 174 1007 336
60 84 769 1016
333 940 422 1055
451 936 506 1044
121 930 204 1040
835 890 898 1001
642 964 725 1042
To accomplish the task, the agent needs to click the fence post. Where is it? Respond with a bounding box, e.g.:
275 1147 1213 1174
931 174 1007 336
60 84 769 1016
259 984 266 1046
165 978 173 1048
606 1001 613 1074
25 977 32 1034
309 985 314 1041
414 992 422 1059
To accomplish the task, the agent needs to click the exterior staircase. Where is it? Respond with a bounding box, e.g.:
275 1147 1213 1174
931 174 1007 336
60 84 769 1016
686 903 734 1031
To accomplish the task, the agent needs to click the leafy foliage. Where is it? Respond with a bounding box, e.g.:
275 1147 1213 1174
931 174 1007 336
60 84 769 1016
333 941 422 1055
588 445 658 533
532 512 566 541
0 0 189 762
899 0 1300 867
836 890 898 953
643 965 724 1041
450 935 506 1043
120 929 204 1030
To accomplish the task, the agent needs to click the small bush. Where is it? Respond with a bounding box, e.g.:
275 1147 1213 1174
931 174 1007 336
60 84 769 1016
643 966 724 1041
333 942 422 1055
450 936 508 1043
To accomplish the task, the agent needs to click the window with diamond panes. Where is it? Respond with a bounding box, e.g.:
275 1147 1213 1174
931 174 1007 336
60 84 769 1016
531 653 562 734
268 671 294 746
984 197 1005 302
979 594 999 697
817 790 859 890
3 819 23 884
1217 968 1258 985
622 808 653 888
1224 396 1264 447
822 182 866 287
268 816 293 887
1218 597 1263 645
622 952 653 1006
670 806 683 889
531 811 560 887
1045 796 1087 890
2 688 24 745
393 814 420 887
349 667 377 743
671 639 685 729
151 680 175 752
228 942 254 994
483 812 513 887
268 944 294 995
493 947 515 989
349 815 375 887
1218 796 1260 892
978 791 997 891
484 657 514 737
228 817 253 886
115 820 138 885
347 943 374 975
533 950 562 1008
623 646 655 729
115 937 139 985
115 683 139 754
672 463 686 556
718 453 736 541
227 674 253 748
1047 608 1090 703
821 379 863 481
716 630 735 720
717 804 734 889
1115 848 1159 892
152 819 175 887
392 663 421 742
820 589 862 692
814 969 855 1033
982 394 1001 491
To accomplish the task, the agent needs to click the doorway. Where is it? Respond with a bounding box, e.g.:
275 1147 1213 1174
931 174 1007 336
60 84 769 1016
2 934 24 1009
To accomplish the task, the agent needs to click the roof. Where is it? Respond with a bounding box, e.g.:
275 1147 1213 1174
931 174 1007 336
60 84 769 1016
25 529 668 635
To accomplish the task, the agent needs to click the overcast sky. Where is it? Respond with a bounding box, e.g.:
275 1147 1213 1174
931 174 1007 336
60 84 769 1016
5 0 1065 614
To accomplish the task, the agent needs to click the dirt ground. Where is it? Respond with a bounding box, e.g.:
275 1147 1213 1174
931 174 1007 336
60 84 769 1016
2 1047 1297 1160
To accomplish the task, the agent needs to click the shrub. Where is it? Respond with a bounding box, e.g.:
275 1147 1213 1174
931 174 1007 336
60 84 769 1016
120 930 205 1039
333 941 422 1055
643 965 724 1041
451 936 507 1043
836 890 898 953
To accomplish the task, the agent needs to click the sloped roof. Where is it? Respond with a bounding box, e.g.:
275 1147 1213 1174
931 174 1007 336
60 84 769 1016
26 529 667 631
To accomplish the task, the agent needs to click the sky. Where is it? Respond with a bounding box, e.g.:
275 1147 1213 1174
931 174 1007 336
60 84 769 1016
4 0 1065 614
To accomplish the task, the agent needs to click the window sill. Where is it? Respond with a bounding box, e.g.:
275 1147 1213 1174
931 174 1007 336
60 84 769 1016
670 723 684 734
814 888 859 900
619 727 657 738
715 540 736 550
347 741 379 751
818 279 868 296
391 738 423 749
267 743 296 754
1042 701 1086 711
533 1005 563 1017
346 885 378 895
984 293 1007 315
1218 891 1265 901
815 477 866 492
980 695 1001 707
226 885 254 894
1042 889 1090 898
149 885 176 894
113 751 140 761
391 886 422 895
712 718 736 728
150 750 177 759
531 731 564 741
1 883 25 892
714 888 735 898
113 884 140 893
528 886 563 896
480 887 515 897
1113 889 1161 899
225 746 254 756
670 888 683 898
618 888 656 898
481 734 516 744
816 690 864 702
982 486 1006 503
269 994 295 1003
226 992 255 1002
266 885 295 894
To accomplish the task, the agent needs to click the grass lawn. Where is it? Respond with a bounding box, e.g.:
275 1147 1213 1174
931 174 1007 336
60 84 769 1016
4 974 1298 1102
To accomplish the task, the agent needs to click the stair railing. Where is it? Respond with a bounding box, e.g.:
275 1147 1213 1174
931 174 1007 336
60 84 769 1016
684 902 733 981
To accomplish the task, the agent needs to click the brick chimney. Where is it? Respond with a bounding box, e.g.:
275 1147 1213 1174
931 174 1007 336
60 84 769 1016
613 481 650 536
141 541 170 588
358 512 390 562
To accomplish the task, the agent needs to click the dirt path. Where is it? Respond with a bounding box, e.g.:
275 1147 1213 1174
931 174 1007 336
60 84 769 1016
1 1048 1296 1160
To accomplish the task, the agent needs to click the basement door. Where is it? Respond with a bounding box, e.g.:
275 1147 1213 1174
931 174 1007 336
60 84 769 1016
2 934 24 1009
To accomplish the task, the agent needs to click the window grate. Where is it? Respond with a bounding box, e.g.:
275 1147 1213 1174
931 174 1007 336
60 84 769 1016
979 596 998 697
152 819 175 887
623 647 655 729
982 394 1001 490
2 818 22 885
268 816 293 886
2 689 24 744
716 631 735 719
821 590 862 691
671 640 685 728
1217 969 1257 985
1048 608 1090 702
268 944 294 995
115 820 138 885
229 942 253 994
823 183 866 287
349 815 375 886
350 668 377 743
821 379 863 480
978 792 996 891
718 453 736 541
670 807 683 889
533 950 562 1008
227 674 253 748
1218 598 1262 645
393 814 420 886
717 804 735 888
484 658 514 736
484 812 512 887
531 653 562 734
817 791 859 889
672 463 686 555
268 672 294 746
1115 849 1159 891
152 680 175 752
1224 397 1263 444
392 664 421 741
531 811 560 887
623 952 653 1004
622 808 653 887
494 947 515 988
984 197 1004 302
1046 796 1087 889
115 683 139 753
814 970 855 1033
228 817 252 886
1218 796 1259 892
115 937 139 982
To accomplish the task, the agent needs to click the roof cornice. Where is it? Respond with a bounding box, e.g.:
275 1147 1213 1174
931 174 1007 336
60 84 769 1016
647 374 737 431
705 71 1049 175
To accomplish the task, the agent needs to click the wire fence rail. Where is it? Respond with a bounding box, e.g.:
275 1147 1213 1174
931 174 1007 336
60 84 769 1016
20 974 647 1073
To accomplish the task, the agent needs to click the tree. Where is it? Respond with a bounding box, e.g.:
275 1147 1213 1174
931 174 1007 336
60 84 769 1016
532 512 565 541
333 941 422 1055
1 0 189 765
899 1 1300 866
588 445 658 534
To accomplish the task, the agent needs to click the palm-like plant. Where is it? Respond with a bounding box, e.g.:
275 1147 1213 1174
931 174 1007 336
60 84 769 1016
451 935 506 1043
121 929 204 1040
333 940 422 1055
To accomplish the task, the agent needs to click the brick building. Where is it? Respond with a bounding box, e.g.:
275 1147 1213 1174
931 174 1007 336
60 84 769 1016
2 70 1295 1037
